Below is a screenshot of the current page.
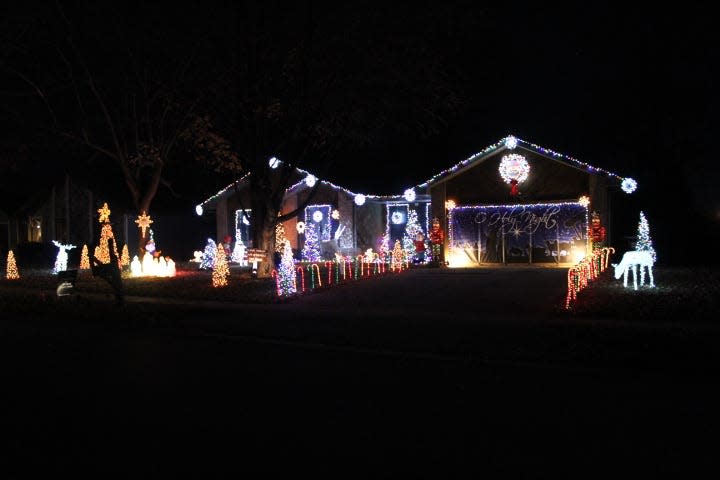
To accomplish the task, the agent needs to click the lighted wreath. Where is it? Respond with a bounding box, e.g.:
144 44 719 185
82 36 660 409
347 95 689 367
391 211 405 225
499 154 530 196
296 221 306 234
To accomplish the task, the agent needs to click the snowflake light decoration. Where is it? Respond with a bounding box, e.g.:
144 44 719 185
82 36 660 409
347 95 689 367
331 209 340 220
312 210 324 222
305 174 317 187
621 177 637 194
578 196 591 208
354 194 366 206
403 188 416 202
504 135 518 149
391 211 405 224
268 157 280 169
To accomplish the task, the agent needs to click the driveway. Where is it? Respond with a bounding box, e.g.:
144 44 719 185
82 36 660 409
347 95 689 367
292 266 568 320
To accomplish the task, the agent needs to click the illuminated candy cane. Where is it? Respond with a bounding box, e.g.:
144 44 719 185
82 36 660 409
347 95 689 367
309 263 322 288
325 261 333 285
565 266 578 309
296 266 305 293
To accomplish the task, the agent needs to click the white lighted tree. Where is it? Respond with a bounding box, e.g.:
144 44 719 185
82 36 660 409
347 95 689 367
635 211 656 263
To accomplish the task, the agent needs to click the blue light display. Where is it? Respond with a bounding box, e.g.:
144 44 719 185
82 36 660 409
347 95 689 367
449 202 588 263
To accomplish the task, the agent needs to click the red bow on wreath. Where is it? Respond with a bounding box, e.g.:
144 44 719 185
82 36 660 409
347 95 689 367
510 179 519 196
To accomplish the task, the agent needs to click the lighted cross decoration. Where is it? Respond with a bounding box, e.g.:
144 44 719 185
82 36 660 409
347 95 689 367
97 203 111 223
135 212 154 237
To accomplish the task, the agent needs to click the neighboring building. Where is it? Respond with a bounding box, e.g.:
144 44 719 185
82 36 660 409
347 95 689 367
0 172 148 266
1 174 97 256
196 135 636 266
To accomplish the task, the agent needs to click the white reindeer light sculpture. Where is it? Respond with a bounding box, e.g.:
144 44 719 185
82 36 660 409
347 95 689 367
612 250 655 290
52 240 76 274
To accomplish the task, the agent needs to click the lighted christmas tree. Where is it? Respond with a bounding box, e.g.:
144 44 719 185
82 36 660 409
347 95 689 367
79 245 90 270
378 232 390 259
402 209 424 259
636 211 656 262
95 203 120 266
391 239 404 270
301 222 321 262
277 241 297 296
200 238 217 270
121 244 130 267
212 243 229 287
6 250 19 280
275 221 287 253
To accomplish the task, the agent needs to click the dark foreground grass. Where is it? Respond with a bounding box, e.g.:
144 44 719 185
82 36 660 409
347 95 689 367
1 262 278 303
3 266 720 373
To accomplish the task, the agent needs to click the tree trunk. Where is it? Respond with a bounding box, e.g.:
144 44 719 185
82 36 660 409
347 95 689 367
250 182 278 278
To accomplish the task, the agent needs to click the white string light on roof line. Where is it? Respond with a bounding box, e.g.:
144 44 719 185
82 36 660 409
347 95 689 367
196 134 637 216
415 135 634 191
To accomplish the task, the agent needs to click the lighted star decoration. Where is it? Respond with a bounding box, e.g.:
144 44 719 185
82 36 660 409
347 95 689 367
97 203 111 223
331 209 340 220
578 196 591 208
512 227 522 238
135 212 154 236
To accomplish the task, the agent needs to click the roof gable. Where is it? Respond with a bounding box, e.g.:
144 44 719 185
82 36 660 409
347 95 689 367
419 135 630 189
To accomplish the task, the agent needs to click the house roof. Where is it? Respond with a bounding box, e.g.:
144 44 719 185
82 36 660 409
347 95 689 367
196 162 404 212
416 135 633 190
196 135 637 213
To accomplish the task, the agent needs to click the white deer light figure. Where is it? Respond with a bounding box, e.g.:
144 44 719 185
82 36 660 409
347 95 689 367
613 250 655 290
52 240 76 274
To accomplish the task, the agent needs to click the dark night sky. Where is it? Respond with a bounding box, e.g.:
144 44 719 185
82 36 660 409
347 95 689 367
1 2 717 228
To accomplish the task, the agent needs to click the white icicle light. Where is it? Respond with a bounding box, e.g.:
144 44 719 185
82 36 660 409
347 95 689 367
354 194 366 206
305 174 317 187
403 188 416 202
621 177 637 194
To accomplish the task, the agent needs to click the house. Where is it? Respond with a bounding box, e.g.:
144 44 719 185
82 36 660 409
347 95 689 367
195 164 417 259
196 135 636 266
